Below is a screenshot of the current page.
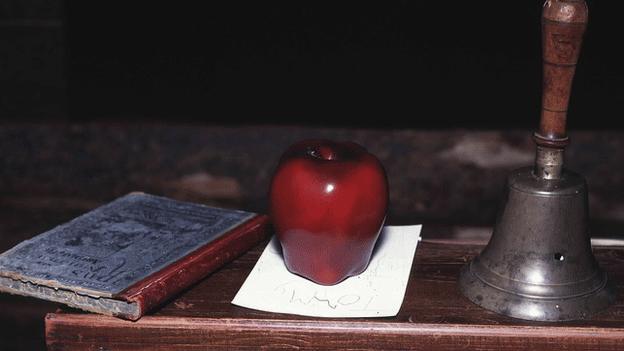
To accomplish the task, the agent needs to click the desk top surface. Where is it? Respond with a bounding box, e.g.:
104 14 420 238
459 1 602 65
45 239 624 350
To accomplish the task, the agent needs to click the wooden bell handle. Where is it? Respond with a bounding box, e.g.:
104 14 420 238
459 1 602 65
534 0 588 149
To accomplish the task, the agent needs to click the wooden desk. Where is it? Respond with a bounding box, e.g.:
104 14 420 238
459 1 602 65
45 241 624 350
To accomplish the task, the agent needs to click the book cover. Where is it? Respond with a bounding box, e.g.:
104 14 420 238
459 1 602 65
0 192 269 320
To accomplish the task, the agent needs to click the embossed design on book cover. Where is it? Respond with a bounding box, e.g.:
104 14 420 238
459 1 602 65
0 193 255 298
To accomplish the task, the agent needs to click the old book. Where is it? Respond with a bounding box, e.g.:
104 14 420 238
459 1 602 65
0 192 269 320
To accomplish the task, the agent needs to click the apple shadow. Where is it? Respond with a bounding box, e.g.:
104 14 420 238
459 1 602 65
268 235 284 256
369 227 389 261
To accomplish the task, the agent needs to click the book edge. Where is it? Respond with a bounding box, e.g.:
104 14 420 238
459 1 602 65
117 214 270 317
0 276 141 320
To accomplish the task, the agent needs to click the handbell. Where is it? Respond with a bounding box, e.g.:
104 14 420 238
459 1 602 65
458 0 616 321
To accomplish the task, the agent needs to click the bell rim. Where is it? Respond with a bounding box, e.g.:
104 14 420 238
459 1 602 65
469 256 608 300
459 264 617 322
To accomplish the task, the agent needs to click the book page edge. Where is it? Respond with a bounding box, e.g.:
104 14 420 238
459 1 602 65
0 276 141 320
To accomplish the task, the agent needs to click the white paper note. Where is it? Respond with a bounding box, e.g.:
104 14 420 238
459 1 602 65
232 225 422 318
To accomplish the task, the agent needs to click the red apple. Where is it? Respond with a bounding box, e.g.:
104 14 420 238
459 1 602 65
269 139 389 285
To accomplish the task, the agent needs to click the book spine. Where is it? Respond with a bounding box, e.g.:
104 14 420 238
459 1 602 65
117 215 270 320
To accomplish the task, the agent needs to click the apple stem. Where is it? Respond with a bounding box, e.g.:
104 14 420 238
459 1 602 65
308 145 337 160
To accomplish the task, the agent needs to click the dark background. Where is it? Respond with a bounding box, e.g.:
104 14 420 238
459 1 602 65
2 3 624 350
3 1 624 128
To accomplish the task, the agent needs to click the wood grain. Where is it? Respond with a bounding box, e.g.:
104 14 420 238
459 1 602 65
45 241 624 351
45 315 624 351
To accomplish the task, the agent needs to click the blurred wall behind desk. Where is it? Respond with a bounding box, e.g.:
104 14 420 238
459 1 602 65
1 0 66 120
2 1 623 128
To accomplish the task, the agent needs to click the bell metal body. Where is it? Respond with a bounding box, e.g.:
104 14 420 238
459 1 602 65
459 167 616 321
